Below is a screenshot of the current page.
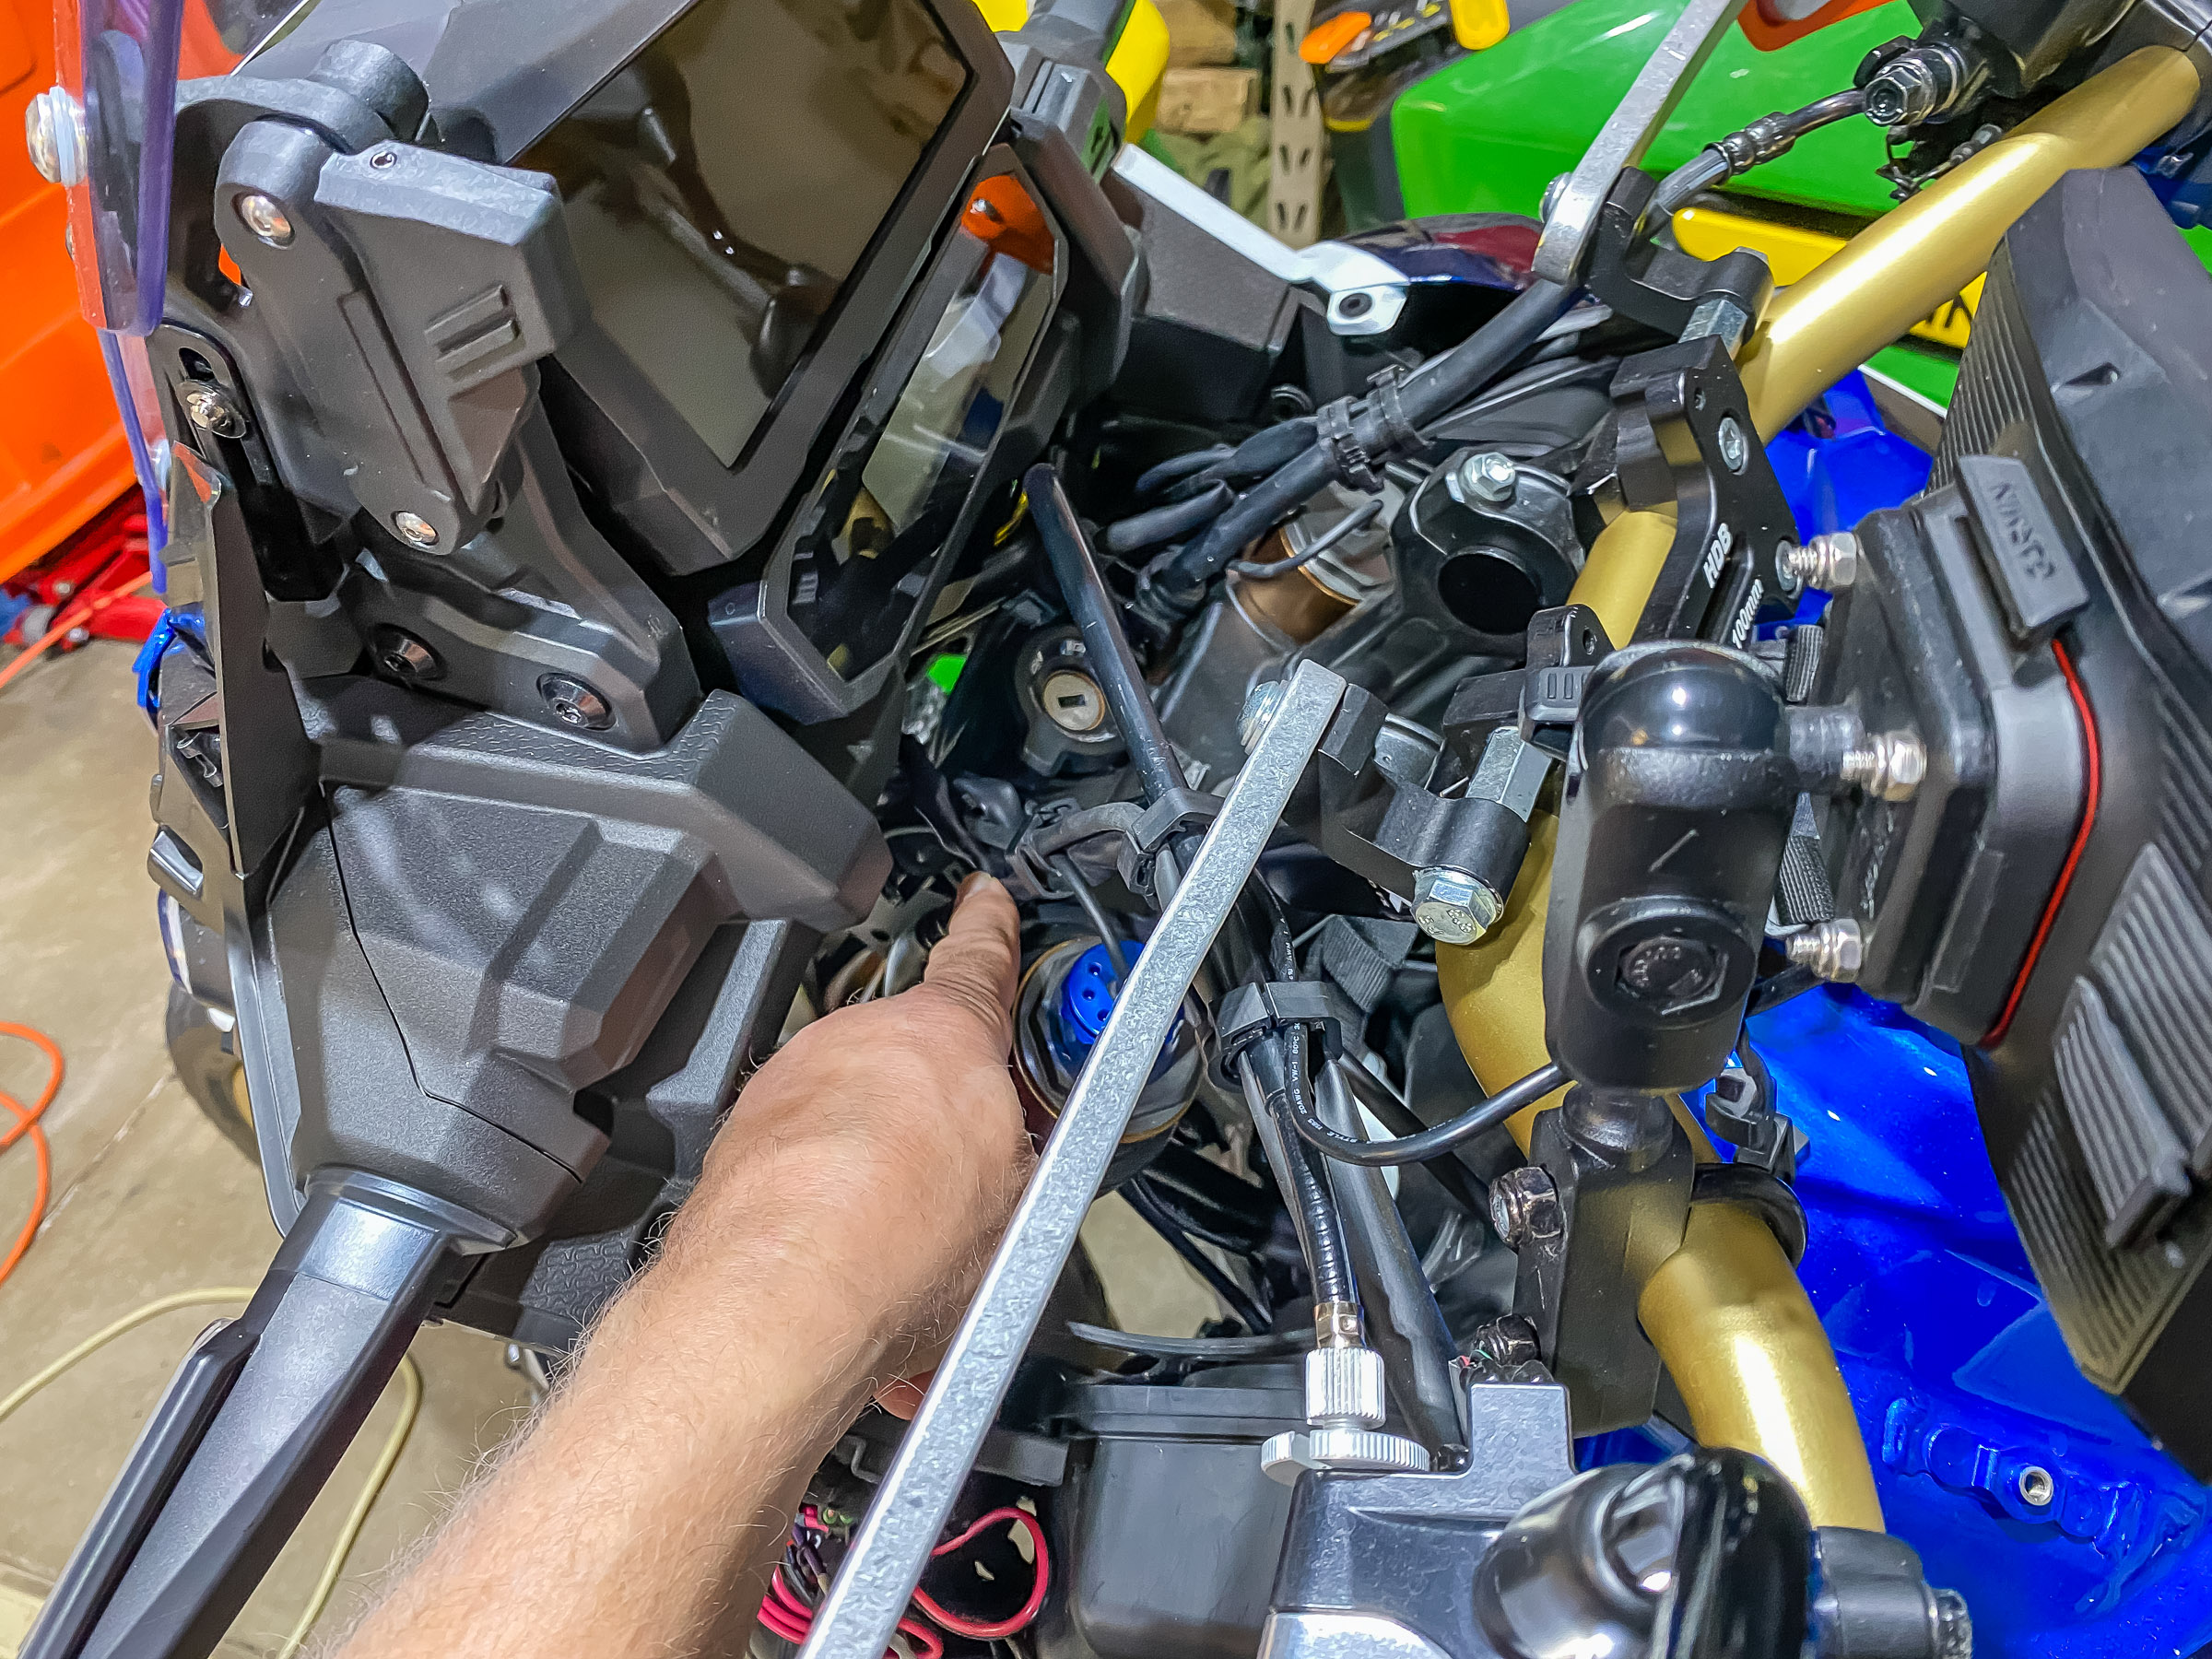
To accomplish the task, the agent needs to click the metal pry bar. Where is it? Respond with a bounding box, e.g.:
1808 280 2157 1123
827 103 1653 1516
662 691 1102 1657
798 659 1348 1659
1531 0 1750 286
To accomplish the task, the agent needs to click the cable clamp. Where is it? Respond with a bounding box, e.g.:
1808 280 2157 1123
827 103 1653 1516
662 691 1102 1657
1218 980 1344 1071
1313 395 1382 494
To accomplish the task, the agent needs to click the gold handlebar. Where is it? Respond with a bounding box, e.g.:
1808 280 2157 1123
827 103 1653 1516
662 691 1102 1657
1437 44 2201 1532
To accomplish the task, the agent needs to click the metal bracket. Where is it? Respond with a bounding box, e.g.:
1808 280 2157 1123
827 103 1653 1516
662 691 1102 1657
799 660 1348 1659
1531 0 1752 286
1578 335 1798 647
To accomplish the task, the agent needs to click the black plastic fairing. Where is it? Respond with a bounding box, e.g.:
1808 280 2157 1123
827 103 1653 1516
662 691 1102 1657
1934 168 2212 1476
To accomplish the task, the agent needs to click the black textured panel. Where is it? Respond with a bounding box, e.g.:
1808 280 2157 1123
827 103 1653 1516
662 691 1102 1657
2053 979 2190 1249
2159 685 2212 875
2007 1091 2177 1383
2088 841 2212 1171
1930 277 2038 493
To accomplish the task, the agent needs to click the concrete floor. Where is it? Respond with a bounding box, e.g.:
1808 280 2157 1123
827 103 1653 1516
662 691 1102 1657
0 638 1217 1655
0 642 536 1656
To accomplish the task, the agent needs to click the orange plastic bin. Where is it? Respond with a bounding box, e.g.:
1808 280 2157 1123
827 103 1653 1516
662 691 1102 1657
0 0 136 585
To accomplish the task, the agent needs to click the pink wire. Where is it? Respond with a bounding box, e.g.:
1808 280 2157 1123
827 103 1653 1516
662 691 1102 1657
912 1507 1052 1641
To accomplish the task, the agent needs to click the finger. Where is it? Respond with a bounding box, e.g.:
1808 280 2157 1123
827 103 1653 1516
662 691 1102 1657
920 873 1020 1041
874 1370 933 1419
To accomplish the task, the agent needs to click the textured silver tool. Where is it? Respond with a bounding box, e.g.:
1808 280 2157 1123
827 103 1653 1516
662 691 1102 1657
799 660 1349 1659
1532 0 1750 285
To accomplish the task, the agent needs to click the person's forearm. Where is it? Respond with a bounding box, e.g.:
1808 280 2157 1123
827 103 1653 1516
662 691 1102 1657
338 1146 891 1658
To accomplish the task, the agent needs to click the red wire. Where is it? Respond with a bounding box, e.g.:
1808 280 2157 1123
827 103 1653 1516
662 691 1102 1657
1983 638 2100 1047
912 1507 1052 1641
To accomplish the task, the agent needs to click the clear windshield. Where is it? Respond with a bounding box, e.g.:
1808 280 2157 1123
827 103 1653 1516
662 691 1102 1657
57 0 301 334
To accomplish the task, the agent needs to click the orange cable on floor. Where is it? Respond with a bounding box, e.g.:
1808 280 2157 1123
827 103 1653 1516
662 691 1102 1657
0 571 157 696
0 1023 63 1291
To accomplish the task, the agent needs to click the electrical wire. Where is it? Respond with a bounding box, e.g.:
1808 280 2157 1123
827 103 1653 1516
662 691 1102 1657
0 1286 423 1651
0 1022 63 1291
1052 856 1129 979
913 1506 1052 1641
1122 1177 1274 1335
0 571 158 696
1065 1321 1312 1359
1288 1059 1568 1167
1227 496 1385 580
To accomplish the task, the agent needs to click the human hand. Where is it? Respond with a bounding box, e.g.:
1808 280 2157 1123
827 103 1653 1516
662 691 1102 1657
645 874 1034 1402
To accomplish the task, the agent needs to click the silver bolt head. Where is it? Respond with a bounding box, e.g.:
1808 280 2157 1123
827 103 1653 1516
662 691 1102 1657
1540 171 1572 221
1240 678 1287 753
391 510 441 549
1458 451 1519 504
538 674 614 731
235 192 295 247
1786 917 1864 982
179 384 247 439
1810 530 1859 590
1489 1164 1557 1249
1716 416 1749 474
1412 865 1501 947
2017 1465 2054 1508
26 87 87 186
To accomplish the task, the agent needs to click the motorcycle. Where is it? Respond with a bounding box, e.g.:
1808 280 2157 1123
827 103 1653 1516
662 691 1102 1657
19 0 2212 1653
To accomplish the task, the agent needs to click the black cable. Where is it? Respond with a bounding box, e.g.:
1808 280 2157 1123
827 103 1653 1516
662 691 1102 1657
1288 1060 1568 1167
1053 855 1128 978
1122 1177 1274 1334
1332 1060 1492 1218
1737 1026 1776 1113
1135 444 1233 499
1310 1063 1465 1456
1028 462 1185 805
1253 1026 1359 1306
1153 279 1575 598
1227 497 1385 579
1747 964 1818 1016
1067 1321 1310 1359
1104 480 1236 555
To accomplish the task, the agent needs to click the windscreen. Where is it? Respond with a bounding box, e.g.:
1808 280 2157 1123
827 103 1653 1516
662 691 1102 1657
56 0 300 334
522 0 969 467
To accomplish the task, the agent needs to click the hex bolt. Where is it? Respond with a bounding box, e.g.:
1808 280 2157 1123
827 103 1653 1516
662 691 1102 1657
1841 729 1925 801
372 629 441 683
1488 1165 1559 1251
1473 1314 1540 1369
1934 1589 1972 1658
1413 865 1503 947
1240 678 1286 753
235 192 295 247
1618 933 1722 1005
178 384 247 440
2017 1465 2054 1509
1786 918 1863 983
1682 296 1751 354
26 86 87 186
539 674 614 731
391 510 441 550
1782 530 1859 593
1715 416 1749 474
1457 451 1519 505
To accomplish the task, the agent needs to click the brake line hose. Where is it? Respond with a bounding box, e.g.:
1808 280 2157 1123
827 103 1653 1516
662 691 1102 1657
1241 1029 1358 1310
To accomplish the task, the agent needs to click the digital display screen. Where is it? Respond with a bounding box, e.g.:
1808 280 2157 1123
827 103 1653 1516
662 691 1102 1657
524 0 967 465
